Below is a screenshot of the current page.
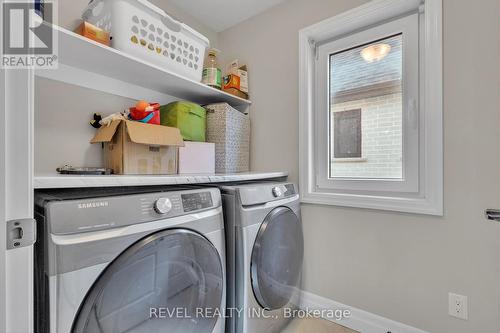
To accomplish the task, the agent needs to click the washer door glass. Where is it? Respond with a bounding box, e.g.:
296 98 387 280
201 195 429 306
72 229 223 333
251 207 304 310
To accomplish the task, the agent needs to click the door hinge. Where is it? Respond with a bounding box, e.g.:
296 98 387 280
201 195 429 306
6 218 36 250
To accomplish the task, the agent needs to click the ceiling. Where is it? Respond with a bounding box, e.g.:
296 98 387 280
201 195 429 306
166 0 287 32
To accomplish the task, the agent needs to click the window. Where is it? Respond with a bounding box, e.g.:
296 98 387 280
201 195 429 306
317 13 418 193
299 0 443 215
330 35 403 179
332 109 362 160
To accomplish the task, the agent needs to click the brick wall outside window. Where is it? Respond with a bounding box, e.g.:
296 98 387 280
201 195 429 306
331 92 403 179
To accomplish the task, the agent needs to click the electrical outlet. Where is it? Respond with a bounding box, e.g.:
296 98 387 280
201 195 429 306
448 293 468 320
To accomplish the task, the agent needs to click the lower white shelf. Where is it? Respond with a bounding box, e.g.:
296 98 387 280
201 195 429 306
34 171 288 189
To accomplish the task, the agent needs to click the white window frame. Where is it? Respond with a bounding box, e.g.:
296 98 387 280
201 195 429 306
299 0 443 215
317 14 418 193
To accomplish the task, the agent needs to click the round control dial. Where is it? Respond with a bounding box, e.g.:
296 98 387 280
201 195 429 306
154 197 172 214
272 186 283 198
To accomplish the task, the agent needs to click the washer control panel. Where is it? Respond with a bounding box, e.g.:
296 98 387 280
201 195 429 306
181 192 213 212
46 188 221 235
271 184 296 198
236 183 298 207
272 186 283 197
141 194 183 217
140 190 215 217
150 191 214 215
154 197 173 214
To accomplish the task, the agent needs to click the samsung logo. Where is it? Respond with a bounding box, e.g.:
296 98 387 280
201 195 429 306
78 201 109 209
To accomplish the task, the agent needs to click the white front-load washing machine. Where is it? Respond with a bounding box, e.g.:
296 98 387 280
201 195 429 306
220 182 303 333
34 187 226 333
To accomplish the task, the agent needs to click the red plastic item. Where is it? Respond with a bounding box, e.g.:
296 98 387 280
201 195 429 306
128 102 160 125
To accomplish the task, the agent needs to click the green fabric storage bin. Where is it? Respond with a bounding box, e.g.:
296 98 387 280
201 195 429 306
160 101 206 142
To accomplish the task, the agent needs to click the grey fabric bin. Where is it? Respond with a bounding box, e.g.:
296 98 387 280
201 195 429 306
205 103 250 173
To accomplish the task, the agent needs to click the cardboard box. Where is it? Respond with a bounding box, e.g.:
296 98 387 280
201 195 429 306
223 64 249 99
223 87 248 99
223 74 248 99
238 65 248 93
75 21 110 46
223 74 240 90
226 60 248 93
178 142 215 174
90 120 184 175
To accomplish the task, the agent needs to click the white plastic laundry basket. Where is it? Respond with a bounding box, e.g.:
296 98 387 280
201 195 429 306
83 0 209 82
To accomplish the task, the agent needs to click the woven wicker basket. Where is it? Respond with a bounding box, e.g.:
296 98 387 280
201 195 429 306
205 103 250 173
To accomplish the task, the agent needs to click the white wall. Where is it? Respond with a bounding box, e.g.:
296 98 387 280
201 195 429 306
218 0 500 332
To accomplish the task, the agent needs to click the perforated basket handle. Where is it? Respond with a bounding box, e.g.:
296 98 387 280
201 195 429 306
160 13 182 33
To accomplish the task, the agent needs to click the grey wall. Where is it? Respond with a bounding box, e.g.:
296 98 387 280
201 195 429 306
218 0 500 332
34 78 136 173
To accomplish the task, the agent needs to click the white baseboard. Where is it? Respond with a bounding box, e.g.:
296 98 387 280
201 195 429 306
299 291 429 333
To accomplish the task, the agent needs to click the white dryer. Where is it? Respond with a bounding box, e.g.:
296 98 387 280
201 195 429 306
220 182 303 333
34 187 226 333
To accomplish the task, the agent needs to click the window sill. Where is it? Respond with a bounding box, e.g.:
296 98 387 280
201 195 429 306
300 190 443 216
332 157 367 163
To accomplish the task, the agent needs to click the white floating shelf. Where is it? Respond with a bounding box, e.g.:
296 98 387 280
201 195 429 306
34 172 288 189
35 25 251 109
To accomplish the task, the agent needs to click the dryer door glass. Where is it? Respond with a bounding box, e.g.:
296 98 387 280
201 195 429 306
251 207 304 310
72 229 223 333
